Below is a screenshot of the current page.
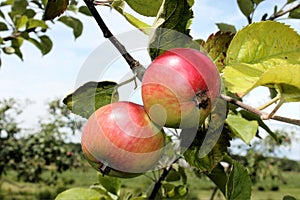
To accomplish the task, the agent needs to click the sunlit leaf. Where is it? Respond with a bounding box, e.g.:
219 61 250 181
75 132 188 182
98 174 121 196
27 19 48 29
112 1 151 35
224 21 300 101
226 161 252 200
43 0 69 20
63 81 119 119
124 0 163 17
226 113 258 144
239 110 278 143
58 16 83 39
55 187 102 200
15 15 28 29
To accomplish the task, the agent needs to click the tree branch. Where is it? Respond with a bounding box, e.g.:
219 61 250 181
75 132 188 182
268 3 300 20
148 158 180 199
83 0 145 80
220 94 300 126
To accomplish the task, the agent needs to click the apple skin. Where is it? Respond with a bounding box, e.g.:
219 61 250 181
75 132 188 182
142 48 221 128
81 101 165 177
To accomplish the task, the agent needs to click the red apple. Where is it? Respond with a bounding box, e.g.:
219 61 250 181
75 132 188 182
81 101 165 177
142 48 221 128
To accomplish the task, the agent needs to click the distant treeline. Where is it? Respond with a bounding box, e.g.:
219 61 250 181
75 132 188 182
231 154 300 172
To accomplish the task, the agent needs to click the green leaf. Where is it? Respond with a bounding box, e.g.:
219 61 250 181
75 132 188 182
11 37 23 60
183 128 230 173
39 35 53 55
237 0 254 17
78 6 92 16
216 23 236 33
165 168 181 182
12 0 28 14
183 98 230 172
27 36 53 55
226 161 252 200
23 8 36 18
15 15 28 29
58 16 83 39
55 187 102 200
98 174 121 196
43 0 69 20
287 0 296 4
27 19 48 29
124 0 163 17
149 0 197 59
112 1 151 35
63 81 119 119
202 31 234 72
289 7 300 19
226 113 258 144
163 183 188 198
239 110 278 143
224 21 300 101
205 163 228 195
0 22 8 31
252 0 264 5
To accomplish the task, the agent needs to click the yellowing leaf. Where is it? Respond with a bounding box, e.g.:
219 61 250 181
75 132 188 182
224 21 300 101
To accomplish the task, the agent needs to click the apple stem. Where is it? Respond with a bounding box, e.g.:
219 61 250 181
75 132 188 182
83 0 146 81
220 94 300 126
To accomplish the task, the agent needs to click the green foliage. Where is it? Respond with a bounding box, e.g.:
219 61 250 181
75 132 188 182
43 0 69 20
0 0 88 67
55 187 103 200
224 21 300 102
226 112 258 144
0 99 83 183
124 0 163 17
226 161 252 200
148 0 197 59
63 81 119 119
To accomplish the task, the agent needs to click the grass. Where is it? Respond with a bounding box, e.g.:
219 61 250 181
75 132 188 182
1 167 300 200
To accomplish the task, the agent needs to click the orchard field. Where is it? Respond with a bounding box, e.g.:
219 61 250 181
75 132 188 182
1 159 300 200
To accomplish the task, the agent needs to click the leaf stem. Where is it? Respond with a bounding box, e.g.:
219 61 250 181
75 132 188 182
220 94 300 126
257 95 280 110
83 0 146 80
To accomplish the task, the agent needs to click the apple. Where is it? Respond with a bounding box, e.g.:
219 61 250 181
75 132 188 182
81 101 165 177
142 48 221 128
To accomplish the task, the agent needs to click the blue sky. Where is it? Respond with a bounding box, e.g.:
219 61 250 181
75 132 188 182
0 0 299 159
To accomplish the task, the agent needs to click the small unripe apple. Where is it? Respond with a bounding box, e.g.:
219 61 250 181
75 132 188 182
142 48 221 128
81 101 165 177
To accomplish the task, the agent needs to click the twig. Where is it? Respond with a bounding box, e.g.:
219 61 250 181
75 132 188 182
83 0 145 80
148 158 180 200
268 3 300 20
220 94 300 126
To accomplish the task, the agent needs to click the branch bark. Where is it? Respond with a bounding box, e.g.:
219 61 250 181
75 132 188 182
83 0 145 80
220 94 300 126
268 3 300 20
